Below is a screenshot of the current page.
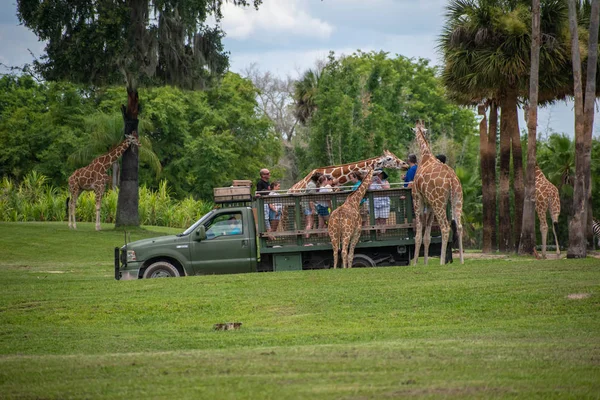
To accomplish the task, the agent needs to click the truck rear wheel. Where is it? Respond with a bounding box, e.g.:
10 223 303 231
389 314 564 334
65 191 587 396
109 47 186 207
143 261 181 278
352 254 376 268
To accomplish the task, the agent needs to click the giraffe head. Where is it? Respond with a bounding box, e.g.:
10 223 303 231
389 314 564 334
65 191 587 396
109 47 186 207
125 133 141 148
375 150 410 171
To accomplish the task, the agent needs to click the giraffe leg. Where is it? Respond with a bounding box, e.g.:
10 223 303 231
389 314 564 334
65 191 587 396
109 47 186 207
451 193 464 264
422 210 435 266
539 216 548 259
329 215 340 269
341 235 350 269
412 194 424 266
433 208 450 265
347 229 362 269
455 218 464 264
551 220 560 257
330 234 339 269
94 188 103 231
71 191 79 230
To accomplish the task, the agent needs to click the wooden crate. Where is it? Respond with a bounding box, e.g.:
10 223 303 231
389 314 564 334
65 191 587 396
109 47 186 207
232 180 252 187
214 186 252 203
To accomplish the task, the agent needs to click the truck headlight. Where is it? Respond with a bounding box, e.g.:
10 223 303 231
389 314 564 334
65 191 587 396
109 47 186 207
127 250 137 262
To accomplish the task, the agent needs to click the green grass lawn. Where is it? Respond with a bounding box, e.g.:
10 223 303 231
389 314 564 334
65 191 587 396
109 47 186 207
0 222 599 399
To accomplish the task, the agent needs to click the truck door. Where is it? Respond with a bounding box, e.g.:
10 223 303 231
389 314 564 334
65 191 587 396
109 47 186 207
190 211 253 275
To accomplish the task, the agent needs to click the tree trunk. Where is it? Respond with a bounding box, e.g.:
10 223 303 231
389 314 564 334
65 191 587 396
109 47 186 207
488 102 498 251
519 0 540 256
510 96 524 252
480 103 493 253
567 0 587 258
112 162 119 190
584 0 599 249
499 98 513 253
116 88 140 227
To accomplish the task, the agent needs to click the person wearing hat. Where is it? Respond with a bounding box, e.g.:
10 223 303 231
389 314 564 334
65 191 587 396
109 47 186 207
370 169 391 232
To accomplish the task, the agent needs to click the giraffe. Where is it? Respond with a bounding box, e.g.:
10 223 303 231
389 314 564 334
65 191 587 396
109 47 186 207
411 121 464 265
67 134 140 231
535 164 560 258
289 150 408 192
328 168 374 269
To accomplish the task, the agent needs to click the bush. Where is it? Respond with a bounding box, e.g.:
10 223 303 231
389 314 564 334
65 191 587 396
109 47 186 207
0 173 214 228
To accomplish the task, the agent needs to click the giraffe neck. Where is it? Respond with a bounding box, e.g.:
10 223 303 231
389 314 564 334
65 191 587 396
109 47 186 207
91 140 131 173
346 170 374 209
415 126 433 159
292 157 381 190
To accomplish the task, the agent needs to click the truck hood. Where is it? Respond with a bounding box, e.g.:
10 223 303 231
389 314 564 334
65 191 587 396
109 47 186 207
127 234 186 249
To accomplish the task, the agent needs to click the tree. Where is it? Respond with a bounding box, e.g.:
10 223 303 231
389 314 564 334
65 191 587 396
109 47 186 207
297 51 476 178
17 0 262 227
440 0 570 252
519 0 541 256
567 0 599 257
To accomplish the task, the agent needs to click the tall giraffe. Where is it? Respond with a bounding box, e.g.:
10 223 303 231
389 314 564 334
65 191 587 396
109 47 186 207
68 134 140 231
411 121 464 265
535 165 560 258
328 168 374 269
289 150 408 192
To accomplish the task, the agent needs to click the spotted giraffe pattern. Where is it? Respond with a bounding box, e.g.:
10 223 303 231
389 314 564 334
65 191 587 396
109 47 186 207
68 134 140 231
535 165 560 258
411 121 464 265
328 168 374 269
289 150 408 192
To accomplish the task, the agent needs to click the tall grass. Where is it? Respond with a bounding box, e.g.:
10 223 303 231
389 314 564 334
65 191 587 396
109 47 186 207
0 172 214 228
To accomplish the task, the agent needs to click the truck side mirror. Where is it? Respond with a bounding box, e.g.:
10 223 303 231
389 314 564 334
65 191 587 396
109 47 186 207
195 225 207 241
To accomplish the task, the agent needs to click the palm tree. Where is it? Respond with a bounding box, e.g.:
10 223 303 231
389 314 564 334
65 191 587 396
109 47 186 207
519 0 541 256
69 113 161 189
294 68 321 126
567 0 599 257
439 0 570 253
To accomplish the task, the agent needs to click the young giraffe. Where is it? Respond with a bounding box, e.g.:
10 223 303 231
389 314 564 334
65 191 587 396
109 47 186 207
67 134 140 231
328 168 374 269
535 164 560 258
411 121 464 265
289 150 408 192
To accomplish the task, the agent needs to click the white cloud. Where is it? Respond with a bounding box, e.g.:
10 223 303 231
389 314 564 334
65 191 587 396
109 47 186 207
221 0 333 40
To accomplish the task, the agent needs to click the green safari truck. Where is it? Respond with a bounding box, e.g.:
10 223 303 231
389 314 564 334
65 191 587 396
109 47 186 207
114 183 452 280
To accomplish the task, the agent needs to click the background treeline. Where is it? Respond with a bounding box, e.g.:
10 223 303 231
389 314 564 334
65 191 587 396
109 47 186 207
1 52 600 245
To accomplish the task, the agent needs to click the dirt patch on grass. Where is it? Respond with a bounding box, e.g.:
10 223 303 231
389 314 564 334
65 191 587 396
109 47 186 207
567 293 592 300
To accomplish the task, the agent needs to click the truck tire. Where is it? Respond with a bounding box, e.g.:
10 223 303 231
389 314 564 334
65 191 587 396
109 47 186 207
142 261 181 279
352 254 376 268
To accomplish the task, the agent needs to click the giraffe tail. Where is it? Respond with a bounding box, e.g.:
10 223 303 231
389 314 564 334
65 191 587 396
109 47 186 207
451 219 458 249
66 197 70 217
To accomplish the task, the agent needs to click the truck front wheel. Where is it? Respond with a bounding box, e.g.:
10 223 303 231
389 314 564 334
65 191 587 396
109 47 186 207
142 261 181 278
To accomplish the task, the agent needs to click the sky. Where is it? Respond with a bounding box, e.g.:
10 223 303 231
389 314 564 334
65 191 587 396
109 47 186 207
0 0 585 137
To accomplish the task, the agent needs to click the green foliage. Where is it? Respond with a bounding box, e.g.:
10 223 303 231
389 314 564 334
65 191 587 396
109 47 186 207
0 173 213 228
17 0 262 90
0 73 278 200
0 75 90 186
0 224 598 398
299 51 476 177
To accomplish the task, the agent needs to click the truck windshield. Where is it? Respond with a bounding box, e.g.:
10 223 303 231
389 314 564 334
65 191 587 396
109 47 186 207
180 210 216 236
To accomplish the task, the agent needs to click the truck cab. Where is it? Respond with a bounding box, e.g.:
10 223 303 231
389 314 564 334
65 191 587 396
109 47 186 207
115 207 258 280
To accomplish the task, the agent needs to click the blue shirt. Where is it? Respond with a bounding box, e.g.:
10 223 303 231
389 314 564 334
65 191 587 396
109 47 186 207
404 165 417 187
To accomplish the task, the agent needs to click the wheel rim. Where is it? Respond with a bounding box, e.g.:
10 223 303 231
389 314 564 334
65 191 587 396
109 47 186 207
151 269 173 278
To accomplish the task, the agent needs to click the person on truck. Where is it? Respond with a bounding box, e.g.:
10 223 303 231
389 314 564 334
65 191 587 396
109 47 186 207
403 154 418 188
256 168 271 196
303 172 322 240
227 216 242 235
316 175 333 231
268 181 282 232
